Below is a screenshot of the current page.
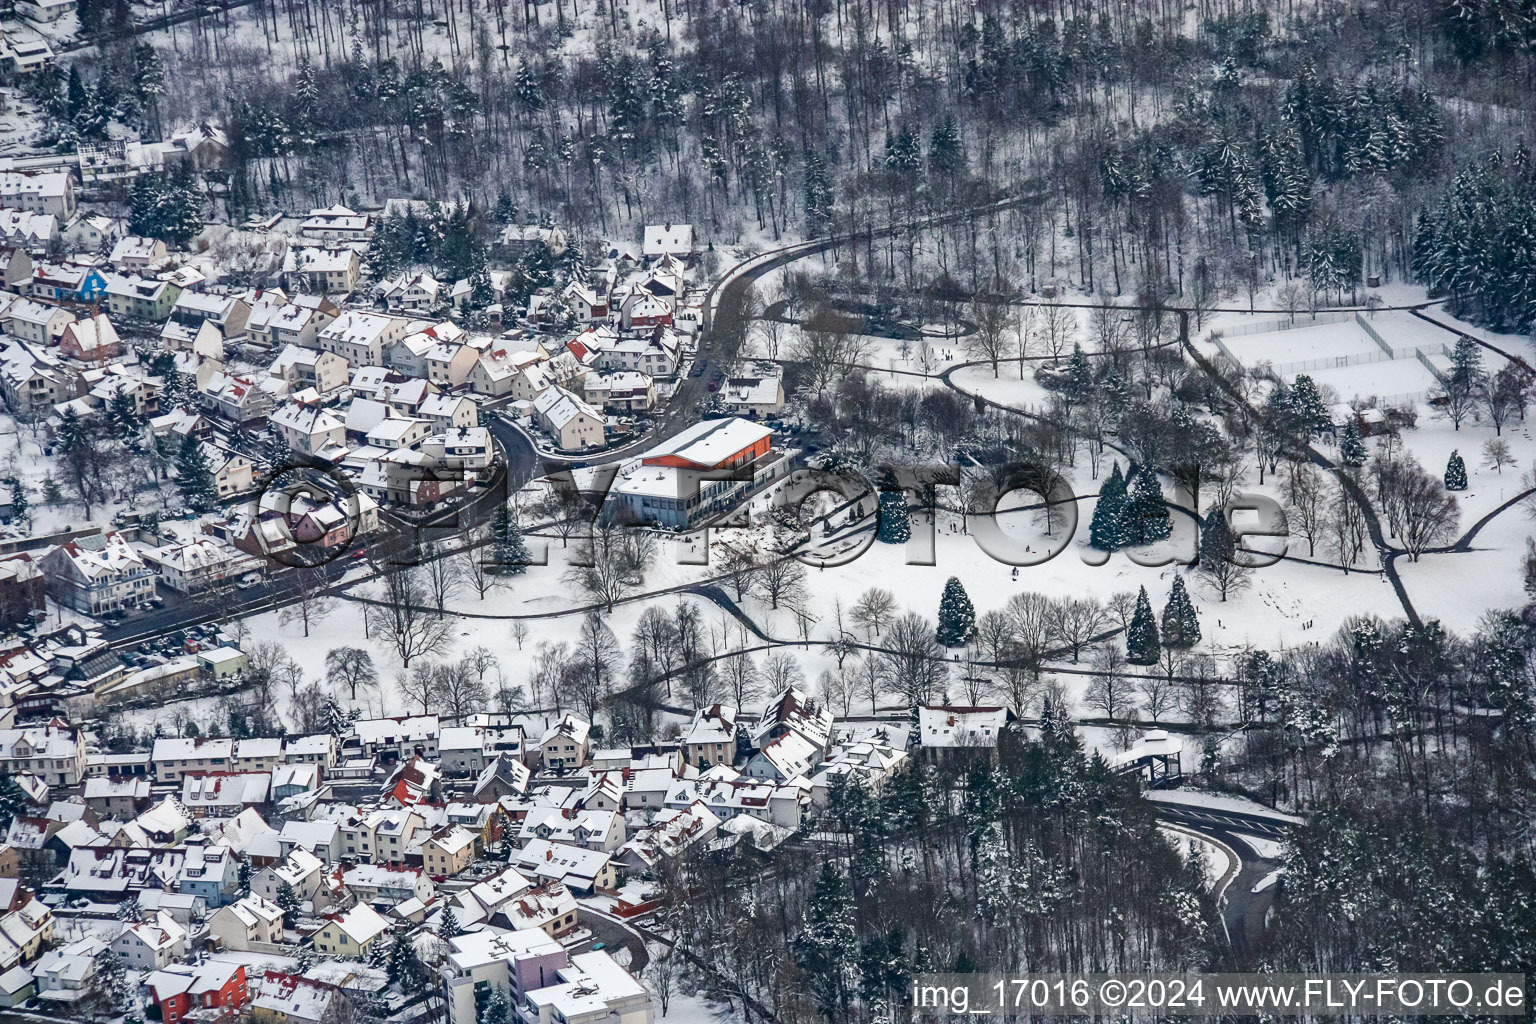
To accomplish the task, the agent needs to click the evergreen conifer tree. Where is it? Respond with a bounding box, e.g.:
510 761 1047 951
1124 467 1171 546
175 434 219 512
1339 421 1367 466
1089 462 1127 550
1161 576 1201 649
0 772 28 831
490 505 530 575
1290 374 1330 433
1445 449 1468 490
1126 586 1161 664
935 576 976 647
792 863 857 1017
9 481 27 531
876 490 910 544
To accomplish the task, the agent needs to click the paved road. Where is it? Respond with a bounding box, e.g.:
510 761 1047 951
102 456 514 648
1146 793 1298 957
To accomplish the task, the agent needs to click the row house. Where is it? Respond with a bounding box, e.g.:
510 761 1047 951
152 737 234 782
140 537 261 594
0 171 74 218
39 533 155 616
531 386 604 451
0 210 57 252
318 311 410 367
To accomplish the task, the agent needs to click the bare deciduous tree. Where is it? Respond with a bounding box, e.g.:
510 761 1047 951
564 523 655 611
1049 596 1108 662
366 564 455 668
279 566 333 637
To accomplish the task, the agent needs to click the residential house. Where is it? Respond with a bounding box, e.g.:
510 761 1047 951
311 903 390 959
583 371 654 412
180 773 271 818
299 206 372 244
349 716 439 764
163 291 251 348
0 247 31 289
517 808 625 853
284 248 360 295
32 937 103 1005
251 850 325 905
112 913 187 971
642 223 694 258
140 538 261 594
420 826 478 878
0 214 55 255
207 894 284 951
0 172 74 218
0 555 43 630
177 845 240 907
441 929 568 1024
39 533 154 616
152 737 234 782
269 346 348 394
521 950 651 1024
82 776 151 818
108 236 168 272
339 864 433 908
512 839 616 895
720 376 785 418
143 959 248 1024
419 427 493 473
752 687 836 759
531 386 604 450
318 312 410 367
916 705 1014 757
4 299 73 345
250 972 337 1024
537 716 590 774
682 704 738 769
56 314 119 366
472 756 530 804
270 403 346 457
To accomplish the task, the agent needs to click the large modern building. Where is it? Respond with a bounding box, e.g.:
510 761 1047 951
610 417 786 528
